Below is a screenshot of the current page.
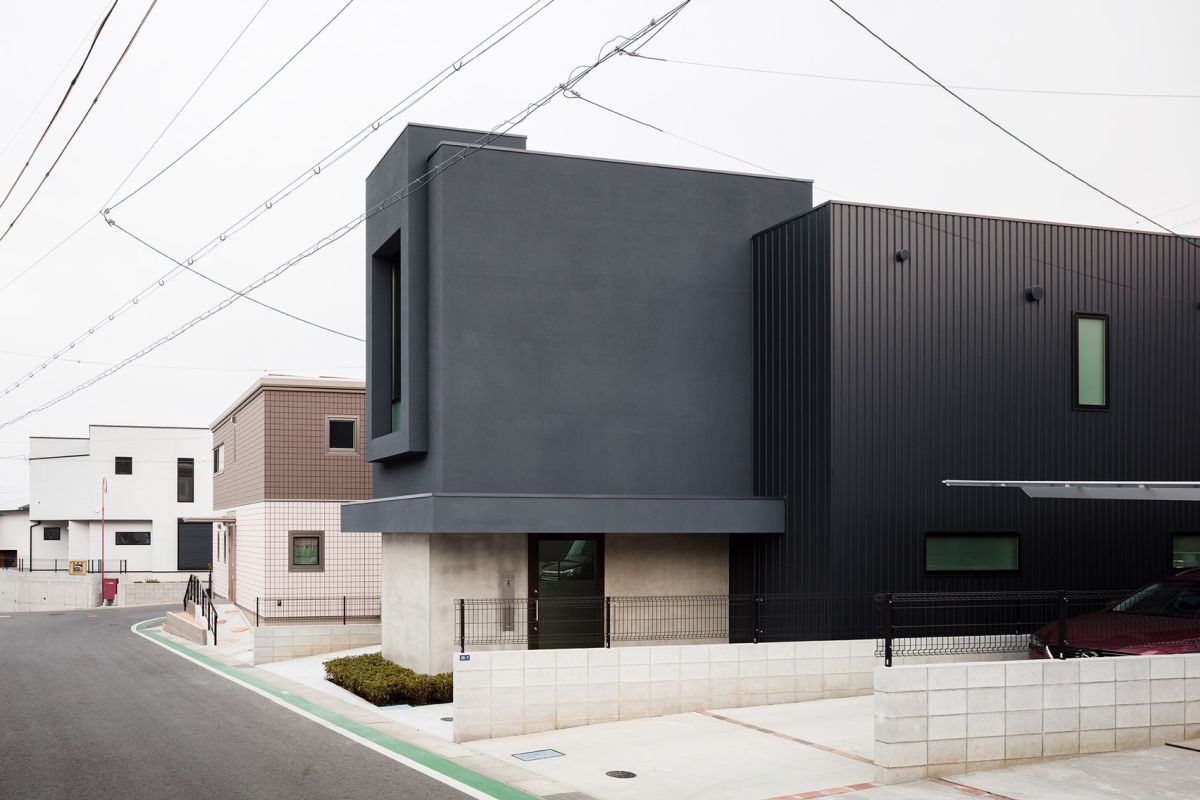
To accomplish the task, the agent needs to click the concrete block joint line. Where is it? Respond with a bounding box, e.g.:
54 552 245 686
132 616 538 800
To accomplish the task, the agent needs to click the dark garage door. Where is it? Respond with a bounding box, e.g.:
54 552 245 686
177 521 213 571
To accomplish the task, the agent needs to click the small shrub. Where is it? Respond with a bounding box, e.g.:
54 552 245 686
324 652 453 706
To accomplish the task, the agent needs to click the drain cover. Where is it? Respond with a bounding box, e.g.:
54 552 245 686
513 749 564 762
440 716 454 722
605 771 637 779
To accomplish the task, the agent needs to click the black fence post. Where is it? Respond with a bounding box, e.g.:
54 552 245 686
343 596 347 626
884 593 895 668
752 594 763 644
255 597 259 627
457 599 466 653
1057 590 1069 656
604 596 612 648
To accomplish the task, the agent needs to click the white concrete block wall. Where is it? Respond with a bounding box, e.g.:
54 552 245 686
451 639 1025 743
873 653 1200 784
251 622 381 664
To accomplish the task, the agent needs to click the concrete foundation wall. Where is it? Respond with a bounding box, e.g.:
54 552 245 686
604 533 727 596
116 580 188 607
252 622 381 664
0 571 99 611
873 654 1200 784
451 639 1024 742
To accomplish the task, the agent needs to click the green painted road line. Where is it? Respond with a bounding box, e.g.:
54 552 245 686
134 618 537 800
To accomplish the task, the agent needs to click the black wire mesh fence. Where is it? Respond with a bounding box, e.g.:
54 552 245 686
0 558 127 573
454 593 876 651
254 595 381 625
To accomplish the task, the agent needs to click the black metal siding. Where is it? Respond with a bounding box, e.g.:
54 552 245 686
751 202 1200 606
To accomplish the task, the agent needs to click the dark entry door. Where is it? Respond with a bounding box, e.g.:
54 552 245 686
528 535 603 649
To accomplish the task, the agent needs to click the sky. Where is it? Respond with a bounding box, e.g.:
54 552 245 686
0 0 1197 507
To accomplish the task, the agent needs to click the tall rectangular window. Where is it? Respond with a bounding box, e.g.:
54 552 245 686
1174 534 1200 570
177 458 195 503
391 262 402 432
1074 313 1108 409
925 533 1020 574
114 456 132 475
213 444 224 475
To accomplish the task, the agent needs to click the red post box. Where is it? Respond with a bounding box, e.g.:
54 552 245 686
102 577 119 603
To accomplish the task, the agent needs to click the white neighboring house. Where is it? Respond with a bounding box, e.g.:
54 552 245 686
0 505 31 567
27 425 214 577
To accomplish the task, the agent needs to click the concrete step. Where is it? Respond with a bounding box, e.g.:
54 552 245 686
164 610 207 646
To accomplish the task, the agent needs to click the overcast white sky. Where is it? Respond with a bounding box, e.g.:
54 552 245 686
0 0 1197 506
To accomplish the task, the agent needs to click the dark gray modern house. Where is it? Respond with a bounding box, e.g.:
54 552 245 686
341 123 811 672
746 201 1200 613
344 123 1200 669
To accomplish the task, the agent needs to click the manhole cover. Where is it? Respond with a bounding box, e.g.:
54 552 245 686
606 771 637 779
440 716 453 722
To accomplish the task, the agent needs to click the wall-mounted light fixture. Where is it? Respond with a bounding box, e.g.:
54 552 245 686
1025 285 1045 302
895 249 910 263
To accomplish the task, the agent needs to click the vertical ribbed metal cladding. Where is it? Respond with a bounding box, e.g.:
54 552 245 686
750 201 1200 618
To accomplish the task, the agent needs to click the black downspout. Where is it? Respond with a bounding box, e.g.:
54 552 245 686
28 520 41 571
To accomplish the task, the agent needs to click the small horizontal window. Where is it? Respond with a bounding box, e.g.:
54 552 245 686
926 533 1019 574
43 526 61 541
115 456 132 475
1173 533 1200 571
116 531 151 546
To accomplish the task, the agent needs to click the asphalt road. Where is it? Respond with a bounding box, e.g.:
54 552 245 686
0 605 469 800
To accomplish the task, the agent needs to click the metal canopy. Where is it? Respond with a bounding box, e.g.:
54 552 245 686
944 480 1200 501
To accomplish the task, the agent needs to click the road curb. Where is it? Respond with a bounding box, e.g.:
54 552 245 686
132 617 539 800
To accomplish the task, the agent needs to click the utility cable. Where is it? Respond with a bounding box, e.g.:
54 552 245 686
103 0 272 208
105 217 363 341
623 51 1200 101
825 0 1199 250
0 0 563 391
0 0 120 214
107 0 563 275
0 2 115 168
106 0 357 212
0 0 693 429
0 0 158 246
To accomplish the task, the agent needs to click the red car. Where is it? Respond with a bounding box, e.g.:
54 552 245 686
1030 570 1200 658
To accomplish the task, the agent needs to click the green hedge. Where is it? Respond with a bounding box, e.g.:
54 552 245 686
324 653 453 706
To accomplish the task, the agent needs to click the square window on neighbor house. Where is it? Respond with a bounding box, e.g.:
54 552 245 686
328 418 357 451
1173 534 1200 571
115 456 132 475
43 527 61 541
289 531 324 571
925 533 1020 574
116 531 151 546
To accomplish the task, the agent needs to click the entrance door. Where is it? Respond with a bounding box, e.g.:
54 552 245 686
528 535 603 649
227 524 237 603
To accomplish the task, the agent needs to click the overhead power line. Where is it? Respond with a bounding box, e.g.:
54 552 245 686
0 0 120 214
0 0 159 246
105 217 363 342
107 0 358 212
0 0 694 430
0 0 564 399
109 0 563 277
825 0 1199 251
624 51 1200 100
0 2 114 169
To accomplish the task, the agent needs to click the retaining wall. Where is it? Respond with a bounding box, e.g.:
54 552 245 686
116 580 189 607
452 639 1025 742
0 571 99 612
873 653 1200 784
252 622 382 664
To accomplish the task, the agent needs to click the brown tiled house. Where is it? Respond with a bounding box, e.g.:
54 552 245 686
210 376 379 620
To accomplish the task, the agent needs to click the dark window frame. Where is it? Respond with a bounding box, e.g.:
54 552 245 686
1072 312 1110 411
43 526 61 541
177 457 195 503
114 456 133 475
116 531 151 546
923 531 1022 576
326 416 358 453
213 444 224 475
288 530 324 572
1172 532 1200 572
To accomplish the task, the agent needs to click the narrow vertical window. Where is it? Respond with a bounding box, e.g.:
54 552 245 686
1074 313 1108 409
391 262 403 432
177 458 195 503
212 444 224 474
